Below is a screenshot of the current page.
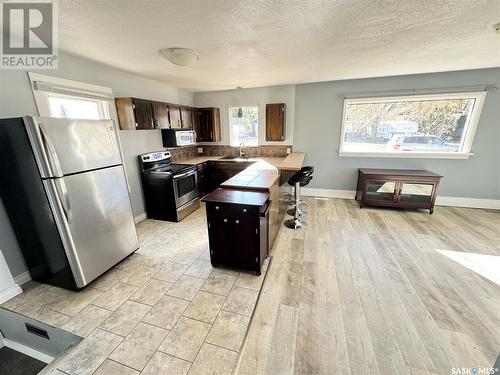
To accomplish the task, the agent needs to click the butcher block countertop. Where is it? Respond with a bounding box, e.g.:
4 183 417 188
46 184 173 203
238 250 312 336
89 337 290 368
201 188 269 206
177 152 305 191
177 152 305 171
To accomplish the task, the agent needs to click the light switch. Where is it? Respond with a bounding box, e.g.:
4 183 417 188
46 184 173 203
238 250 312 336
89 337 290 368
197 147 203 154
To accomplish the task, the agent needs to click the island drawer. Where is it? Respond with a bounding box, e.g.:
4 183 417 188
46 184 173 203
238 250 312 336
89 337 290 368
206 202 259 217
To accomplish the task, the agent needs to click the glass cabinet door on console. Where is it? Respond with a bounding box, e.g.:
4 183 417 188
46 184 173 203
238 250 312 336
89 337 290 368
365 180 398 203
398 182 434 205
356 169 442 214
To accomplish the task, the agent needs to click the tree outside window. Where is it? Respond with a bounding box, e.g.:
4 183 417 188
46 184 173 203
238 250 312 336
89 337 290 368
229 106 258 146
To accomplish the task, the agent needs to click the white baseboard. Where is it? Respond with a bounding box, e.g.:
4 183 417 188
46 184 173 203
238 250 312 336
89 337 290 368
301 188 356 200
14 271 31 286
2 337 54 363
0 284 22 304
434 196 500 210
134 213 147 223
300 188 500 210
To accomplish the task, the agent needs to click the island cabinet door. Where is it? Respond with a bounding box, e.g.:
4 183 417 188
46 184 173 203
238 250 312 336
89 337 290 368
232 216 260 271
208 217 236 266
207 215 260 272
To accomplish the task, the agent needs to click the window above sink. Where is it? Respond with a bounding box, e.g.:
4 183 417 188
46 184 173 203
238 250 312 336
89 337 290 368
229 106 259 147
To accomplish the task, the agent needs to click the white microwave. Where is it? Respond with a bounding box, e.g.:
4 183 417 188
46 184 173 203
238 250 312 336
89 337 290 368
161 129 196 147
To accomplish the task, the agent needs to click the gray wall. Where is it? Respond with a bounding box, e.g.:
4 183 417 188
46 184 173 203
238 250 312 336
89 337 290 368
0 51 193 278
194 85 295 145
293 68 500 199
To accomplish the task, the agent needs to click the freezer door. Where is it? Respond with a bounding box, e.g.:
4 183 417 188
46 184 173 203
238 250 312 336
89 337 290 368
44 165 139 287
25 117 122 177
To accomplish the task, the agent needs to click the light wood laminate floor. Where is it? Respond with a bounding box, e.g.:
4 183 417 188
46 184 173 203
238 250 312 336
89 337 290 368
236 198 500 375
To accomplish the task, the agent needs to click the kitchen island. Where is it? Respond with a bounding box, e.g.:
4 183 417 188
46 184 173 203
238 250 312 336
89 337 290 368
197 153 305 274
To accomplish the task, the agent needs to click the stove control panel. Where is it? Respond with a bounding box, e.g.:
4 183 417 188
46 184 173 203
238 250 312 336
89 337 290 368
141 151 171 162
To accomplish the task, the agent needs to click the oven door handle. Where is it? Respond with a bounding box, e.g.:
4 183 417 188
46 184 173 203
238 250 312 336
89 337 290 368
173 170 195 179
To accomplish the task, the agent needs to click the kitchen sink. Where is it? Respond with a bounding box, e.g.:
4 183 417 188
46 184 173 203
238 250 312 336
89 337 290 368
220 155 252 160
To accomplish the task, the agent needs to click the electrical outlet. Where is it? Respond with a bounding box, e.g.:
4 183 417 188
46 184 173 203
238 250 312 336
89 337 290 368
197 147 203 154
286 148 291 154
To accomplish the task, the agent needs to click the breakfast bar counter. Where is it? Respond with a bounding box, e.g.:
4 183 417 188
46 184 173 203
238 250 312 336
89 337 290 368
191 153 305 266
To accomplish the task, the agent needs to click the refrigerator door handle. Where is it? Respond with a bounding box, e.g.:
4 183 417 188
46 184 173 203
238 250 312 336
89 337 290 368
39 122 64 178
42 179 86 286
55 178 72 224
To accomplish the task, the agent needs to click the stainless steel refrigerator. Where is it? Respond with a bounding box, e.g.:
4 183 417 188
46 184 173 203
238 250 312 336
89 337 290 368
0 116 139 289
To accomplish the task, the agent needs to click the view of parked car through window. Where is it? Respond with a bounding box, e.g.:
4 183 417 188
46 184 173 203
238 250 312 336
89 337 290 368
340 92 485 155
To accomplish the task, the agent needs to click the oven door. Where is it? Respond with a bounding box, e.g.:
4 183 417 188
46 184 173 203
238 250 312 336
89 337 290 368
173 168 199 207
175 131 196 146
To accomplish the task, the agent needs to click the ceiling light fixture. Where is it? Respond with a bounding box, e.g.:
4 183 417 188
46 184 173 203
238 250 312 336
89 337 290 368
159 47 199 66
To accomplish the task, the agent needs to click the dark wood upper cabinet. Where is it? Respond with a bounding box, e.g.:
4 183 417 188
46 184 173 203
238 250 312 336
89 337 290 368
180 107 192 129
133 98 155 130
168 105 182 129
196 108 221 142
190 108 199 133
266 103 286 141
115 98 136 130
115 98 218 139
152 101 170 129
212 108 221 141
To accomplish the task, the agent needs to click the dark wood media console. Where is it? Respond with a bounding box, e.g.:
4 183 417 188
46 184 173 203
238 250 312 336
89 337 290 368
356 168 442 214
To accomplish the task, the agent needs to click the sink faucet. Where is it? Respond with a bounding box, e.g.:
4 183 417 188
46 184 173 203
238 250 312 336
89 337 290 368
239 142 245 158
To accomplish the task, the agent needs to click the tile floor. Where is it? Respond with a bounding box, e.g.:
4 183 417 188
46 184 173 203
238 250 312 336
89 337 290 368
1 206 269 375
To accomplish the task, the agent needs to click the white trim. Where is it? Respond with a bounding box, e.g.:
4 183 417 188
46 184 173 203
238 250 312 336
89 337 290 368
1 338 54 364
338 91 487 158
338 151 474 159
434 196 500 210
0 250 22 304
0 284 22 305
28 72 114 120
14 271 32 286
301 188 356 200
300 188 500 210
134 213 147 223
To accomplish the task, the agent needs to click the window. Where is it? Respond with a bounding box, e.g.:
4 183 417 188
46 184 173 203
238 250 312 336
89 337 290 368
28 72 114 121
229 106 258 146
339 92 486 159
47 95 105 119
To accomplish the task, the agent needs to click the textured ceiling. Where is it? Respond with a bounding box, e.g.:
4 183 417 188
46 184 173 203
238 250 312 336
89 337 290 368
58 0 500 92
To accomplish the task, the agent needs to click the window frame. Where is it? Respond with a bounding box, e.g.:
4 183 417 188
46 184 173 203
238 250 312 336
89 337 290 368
28 72 114 121
228 105 259 147
338 91 487 159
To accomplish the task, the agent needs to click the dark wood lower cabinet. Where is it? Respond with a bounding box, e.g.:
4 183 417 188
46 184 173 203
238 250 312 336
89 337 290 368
202 189 270 275
205 161 252 192
356 168 442 214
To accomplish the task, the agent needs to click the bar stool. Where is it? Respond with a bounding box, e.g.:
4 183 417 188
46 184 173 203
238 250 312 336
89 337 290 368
285 166 314 206
286 175 313 217
284 167 314 230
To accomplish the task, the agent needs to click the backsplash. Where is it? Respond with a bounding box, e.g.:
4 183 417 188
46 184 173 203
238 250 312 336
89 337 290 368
198 145 292 157
168 145 292 161
167 146 199 162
